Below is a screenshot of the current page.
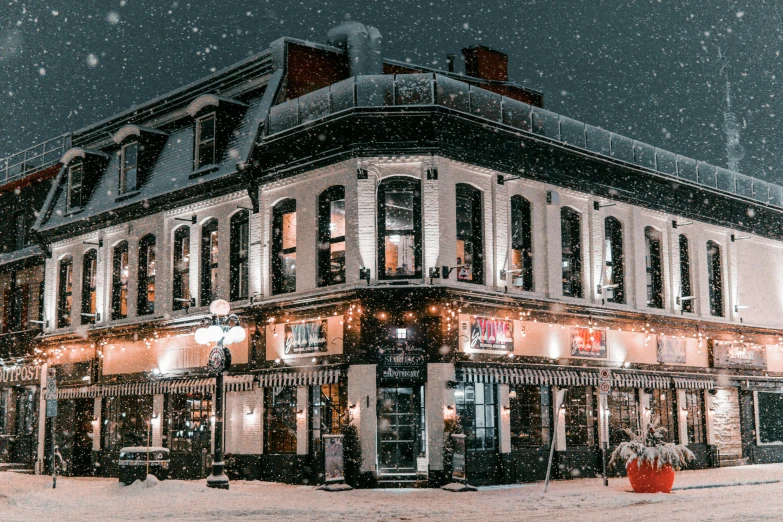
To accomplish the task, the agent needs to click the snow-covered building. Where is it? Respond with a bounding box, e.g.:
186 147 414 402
4 22 783 485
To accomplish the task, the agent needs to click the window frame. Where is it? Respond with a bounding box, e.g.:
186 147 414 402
508 384 549 450
165 392 212 454
684 389 706 445
377 177 422 280
309 383 348 456
57 255 74 328
603 216 625 303
67 162 84 212
608 387 640 446
194 113 217 169
560 206 583 298
264 386 298 454
645 226 664 309
111 241 129 320
679 234 694 313
271 199 297 295
563 386 598 447
200 219 219 306
172 226 191 311
318 186 347 287
81 249 98 324
706 240 724 317
455 183 484 285
649 389 677 443
229 210 249 302
455 382 498 452
509 195 533 291
119 141 139 194
757 392 783 444
137 234 156 316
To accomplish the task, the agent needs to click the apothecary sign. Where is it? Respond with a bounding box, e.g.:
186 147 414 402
285 319 327 355
468 316 512 352
0 364 42 386
378 342 426 382
713 341 767 370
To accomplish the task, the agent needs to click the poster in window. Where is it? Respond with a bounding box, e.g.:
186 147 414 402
469 316 513 352
712 341 767 370
570 328 607 358
657 336 686 364
323 434 345 483
284 319 327 355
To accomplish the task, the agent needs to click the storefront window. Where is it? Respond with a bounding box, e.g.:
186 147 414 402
608 388 639 445
309 383 347 455
200 219 219 305
509 385 548 449
455 382 496 452
604 217 625 303
265 387 297 454
272 200 297 295
102 395 153 452
563 386 598 447
377 178 421 279
561 207 582 297
758 392 783 443
455 184 484 284
111 241 129 320
684 389 706 445
649 389 676 442
165 392 212 453
58 255 74 328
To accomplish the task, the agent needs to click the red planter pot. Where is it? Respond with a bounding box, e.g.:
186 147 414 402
626 458 676 493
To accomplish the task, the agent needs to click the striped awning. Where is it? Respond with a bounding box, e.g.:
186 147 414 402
257 368 343 388
56 374 256 399
460 366 599 386
611 371 670 389
57 385 101 399
673 376 715 390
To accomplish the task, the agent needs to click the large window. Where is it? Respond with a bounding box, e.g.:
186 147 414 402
509 195 533 291
649 389 676 443
137 234 156 315
758 392 783 444
603 217 625 303
166 392 212 453
684 389 706 445
645 227 664 308
81 249 97 324
455 184 484 284
111 241 129 320
200 219 219 305
679 234 694 313
563 386 598 447
119 142 138 194
58 255 74 328
230 211 249 301
271 200 297 295
561 207 582 298
318 186 346 286
309 383 348 455
378 178 421 279
707 241 723 317
264 386 298 454
67 162 83 211
608 388 639 446
173 226 191 310
455 382 497 452
102 395 153 452
509 385 548 449
195 113 216 169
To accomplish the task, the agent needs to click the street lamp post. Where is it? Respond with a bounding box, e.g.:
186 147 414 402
194 299 246 490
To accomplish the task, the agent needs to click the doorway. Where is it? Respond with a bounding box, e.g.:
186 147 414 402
377 386 423 476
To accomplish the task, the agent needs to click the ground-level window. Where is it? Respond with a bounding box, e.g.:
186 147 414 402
684 389 706 445
102 395 153 452
608 388 639 446
309 383 348 455
265 386 298 454
165 392 212 453
455 382 497 452
757 392 783 444
509 385 549 449
563 386 598 447
649 389 676 442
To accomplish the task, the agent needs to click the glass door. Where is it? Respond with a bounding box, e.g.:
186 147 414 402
377 387 419 475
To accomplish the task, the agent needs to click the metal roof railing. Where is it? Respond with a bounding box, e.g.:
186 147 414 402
1 134 70 185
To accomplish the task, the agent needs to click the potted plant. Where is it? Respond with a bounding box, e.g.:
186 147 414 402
609 415 695 493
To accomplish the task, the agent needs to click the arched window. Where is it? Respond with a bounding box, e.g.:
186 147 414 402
679 234 694 313
603 217 624 303
81 249 97 324
378 178 421 280
272 200 297 295
138 234 156 315
200 219 219 305
510 195 533 291
111 241 129 320
456 184 484 284
58 255 74 328
230 211 249 301
560 207 582 298
318 186 346 286
644 227 663 308
173 226 191 310
707 240 723 317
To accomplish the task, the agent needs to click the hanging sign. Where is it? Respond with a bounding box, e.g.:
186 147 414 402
323 435 345 483
0 364 43 387
378 342 426 382
570 328 607 359
713 341 766 370
657 336 687 364
207 346 232 375
285 320 328 355
468 316 513 352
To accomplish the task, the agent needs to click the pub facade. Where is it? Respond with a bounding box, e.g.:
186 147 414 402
3 22 783 486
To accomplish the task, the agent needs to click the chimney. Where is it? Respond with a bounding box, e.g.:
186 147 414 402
461 46 508 82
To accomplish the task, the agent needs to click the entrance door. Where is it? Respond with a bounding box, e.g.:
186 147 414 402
377 387 419 476
70 399 94 475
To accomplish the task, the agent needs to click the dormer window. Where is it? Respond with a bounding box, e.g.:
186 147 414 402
67 162 84 211
195 114 216 169
119 142 138 194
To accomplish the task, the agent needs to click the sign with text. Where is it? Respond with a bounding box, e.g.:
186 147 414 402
598 369 612 396
323 435 345 483
451 434 467 483
0 364 42 387
570 328 607 359
713 341 767 370
657 336 687 364
285 319 328 355
468 316 513 352
267 317 343 361
378 342 426 382
46 400 58 418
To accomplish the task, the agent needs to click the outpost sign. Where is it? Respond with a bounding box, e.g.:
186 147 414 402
0 364 42 386
378 342 426 382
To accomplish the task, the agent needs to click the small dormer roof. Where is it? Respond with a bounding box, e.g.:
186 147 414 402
112 125 169 145
184 94 247 118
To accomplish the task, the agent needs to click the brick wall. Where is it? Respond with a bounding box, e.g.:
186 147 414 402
710 387 743 459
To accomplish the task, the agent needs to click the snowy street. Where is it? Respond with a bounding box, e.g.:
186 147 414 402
1 464 783 521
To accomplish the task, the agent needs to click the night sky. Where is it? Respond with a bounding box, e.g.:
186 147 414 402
2 1 783 183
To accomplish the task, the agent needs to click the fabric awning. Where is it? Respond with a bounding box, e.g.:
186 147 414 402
56 374 256 399
460 366 599 386
257 368 344 388
611 371 670 389
673 376 715 390
57 385 101 399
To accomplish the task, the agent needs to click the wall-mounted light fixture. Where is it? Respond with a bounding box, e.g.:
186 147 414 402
30 319 49 328
174 215 197 224
81 312 101 322
593 201 616 211
734 305 751 313
672 219 693 229
83 238 104 248
731 234 751 242
359 268 371 285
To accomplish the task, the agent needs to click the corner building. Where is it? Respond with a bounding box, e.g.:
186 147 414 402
10 23 783 486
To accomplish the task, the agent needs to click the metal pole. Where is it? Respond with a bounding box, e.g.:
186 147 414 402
207 347 228 489
51 417 56 489
544 389 566 493
601 394 609 486
146 420 151 478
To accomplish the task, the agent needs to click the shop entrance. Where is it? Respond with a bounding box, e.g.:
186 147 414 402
377 386 423 476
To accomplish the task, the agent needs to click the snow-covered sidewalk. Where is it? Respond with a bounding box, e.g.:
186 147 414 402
1 464 782 521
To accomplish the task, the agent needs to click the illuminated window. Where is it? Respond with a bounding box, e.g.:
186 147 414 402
111 241 129 320
81 249 97 324
272 200 297 295
265 386 298 454
378 178 421 279
455 184 484 284
58 255 74 328
509 195 533 291
318 186 346 286
138 234 156 315
200 219 219 305
603 217 624 303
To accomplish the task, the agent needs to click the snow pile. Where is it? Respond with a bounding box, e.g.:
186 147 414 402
609 415 695 470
